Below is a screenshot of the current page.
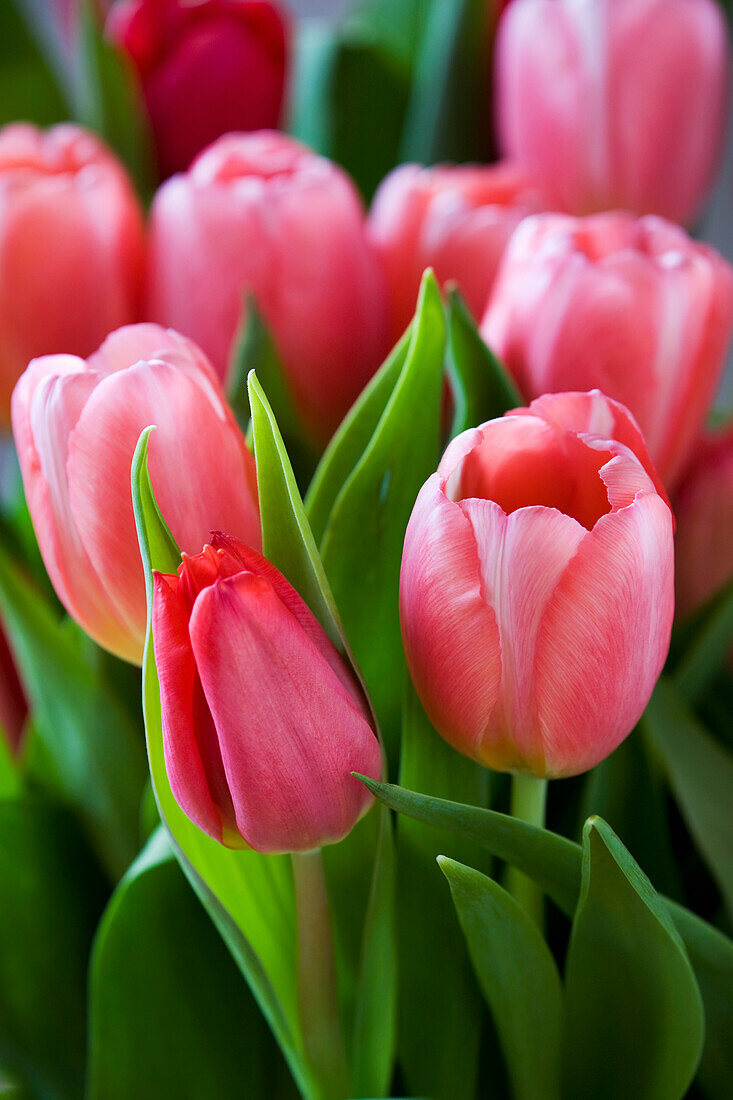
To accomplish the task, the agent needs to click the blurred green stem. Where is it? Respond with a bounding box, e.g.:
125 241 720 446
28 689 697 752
292 849 350 1100
507 774 548 929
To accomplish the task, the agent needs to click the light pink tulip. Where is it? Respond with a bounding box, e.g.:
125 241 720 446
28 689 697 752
400 390 674 778
153 533 382 852
482 212 733 488
367 161 549 345
674 425 733 619
495 0 728 225
146 131 389 444
0 123 144 426
12 324 261 664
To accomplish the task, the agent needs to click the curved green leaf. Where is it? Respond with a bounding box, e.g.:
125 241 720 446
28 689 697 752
440 857 562 1100
562 818 704 1100
88 828 297 1100
673 579 733 705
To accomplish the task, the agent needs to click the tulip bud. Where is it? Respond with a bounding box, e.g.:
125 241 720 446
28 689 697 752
0 123 144 427
107 0 289 179
495 0 727 225
368 161 549 345
674 426 733 620
12 324 260 664
482 212 733 489
400 391 674 778
152 534 382 852
146 131 389 444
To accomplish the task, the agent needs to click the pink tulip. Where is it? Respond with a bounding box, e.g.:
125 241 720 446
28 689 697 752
12 324 261 664
153 533 382 852
495 0 728 225
146 131 389 444
674 425 733 620
0 123 144 427
482 212 733 489
400 390 674 778
107 0 289 179
368 161 549 345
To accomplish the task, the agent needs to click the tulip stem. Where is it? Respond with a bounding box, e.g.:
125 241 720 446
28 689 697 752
292 849 350 1100
507 773 548 929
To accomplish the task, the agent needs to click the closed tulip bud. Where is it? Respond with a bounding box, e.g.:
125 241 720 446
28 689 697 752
674 426 733 620
153 534 382 852
146 131 389 445
12 324 260 664
400 391 674 778
495 0 727 225
368 161 549 345
0 123 144 426
107 0 289 179
482 212 733 489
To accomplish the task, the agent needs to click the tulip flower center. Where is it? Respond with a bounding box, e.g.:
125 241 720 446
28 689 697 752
453 417 613 531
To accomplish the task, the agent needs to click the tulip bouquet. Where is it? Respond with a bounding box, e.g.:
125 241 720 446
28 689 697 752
1 1 732 1099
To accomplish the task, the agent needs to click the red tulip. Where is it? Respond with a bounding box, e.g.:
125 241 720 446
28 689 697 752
146 131 389 444
153 534 382 852
495 0 727 225
0 625 27 756
400 391 674 778
12 324 260 664
0 123 144 426
482 212 733 489
368 161 549 345
107 0 289 178
674 425 733 620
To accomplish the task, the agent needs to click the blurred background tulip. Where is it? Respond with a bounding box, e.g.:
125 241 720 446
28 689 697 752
495 0 728 225
11 324 261 664
400 390 674 779
107 0 289 178
0 122 144 427
146 130 389 444
368 160 549 345
482 211 733 488
674 423 733 620
153 533 382 852
0 622 27 756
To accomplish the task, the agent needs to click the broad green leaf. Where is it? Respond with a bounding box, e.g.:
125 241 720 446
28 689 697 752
359 774 733 1094
88 828 297 1100
0 731 21 801
643 678 733 918
447 288 523 437
673 579 733 705
395 685 490 1100
581 728 682 901
0 543 147 878
562 818 704 1100
400 0 492 164
440 857 562 1100
306 329 411 545
248 380 397 1096
0 798 107 1099
3 2 68 124
317 272 446 751
131 428 312 1099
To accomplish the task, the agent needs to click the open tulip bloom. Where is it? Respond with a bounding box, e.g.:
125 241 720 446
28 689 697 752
1 5 733 1098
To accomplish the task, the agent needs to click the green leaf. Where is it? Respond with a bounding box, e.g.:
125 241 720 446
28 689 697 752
400 0 493 163
131 428 312 1099
562 817 704 1100
643 678 733 919
395 685 490 1100
315 272 446 751
673 579 733 705
75 0 153 194
88 828 297 1100
3 2 68 124
358 774 733 1095
446 288 523 437
248 380 397 1096
0 734 21 801
0 798 107 1099
0 544 147 878
440 857 562 1100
